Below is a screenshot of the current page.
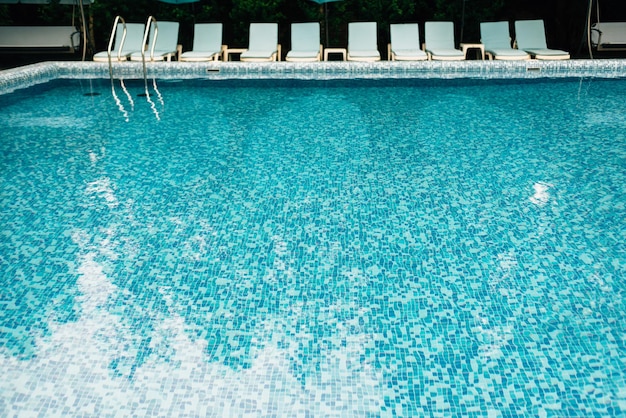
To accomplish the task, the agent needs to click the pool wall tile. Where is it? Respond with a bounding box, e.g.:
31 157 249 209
2 60 626 95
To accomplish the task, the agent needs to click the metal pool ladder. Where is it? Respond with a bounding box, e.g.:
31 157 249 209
105 15 127 80
140 16 158 88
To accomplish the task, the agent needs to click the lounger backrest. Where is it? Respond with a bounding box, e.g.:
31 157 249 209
248 23 278 51
150 21 179 52
425 21 456 50
349 22 377 52
192 23 222 52
119 23 145 55
515 20 548 50
480 21 513 49
110 23 125 51
291 22 320 52
390 23 421 51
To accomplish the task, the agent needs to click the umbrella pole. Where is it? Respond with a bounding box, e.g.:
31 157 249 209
460 0 466 43
325 3 329 46
79 0 87 61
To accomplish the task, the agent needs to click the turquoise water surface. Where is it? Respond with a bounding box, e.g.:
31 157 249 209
1 77 625 416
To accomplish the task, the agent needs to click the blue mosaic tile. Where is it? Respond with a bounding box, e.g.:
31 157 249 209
0 67 625 416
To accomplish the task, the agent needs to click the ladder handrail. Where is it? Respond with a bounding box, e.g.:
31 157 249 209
149 18 159 61
141 16 158 84
106 16 127 79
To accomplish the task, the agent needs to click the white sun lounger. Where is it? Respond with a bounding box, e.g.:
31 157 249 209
130 21 180 62
93 22 145 62
480 21 530 60
388 23 428 61
424 21 465 60
240 23 281 62
180 23 225 62
514 20 570 60
347 22 380 61
286 22 321 62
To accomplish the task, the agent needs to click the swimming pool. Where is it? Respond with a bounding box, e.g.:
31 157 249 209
1 62 626 416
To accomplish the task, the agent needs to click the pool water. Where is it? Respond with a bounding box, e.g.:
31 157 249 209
1 77 625 416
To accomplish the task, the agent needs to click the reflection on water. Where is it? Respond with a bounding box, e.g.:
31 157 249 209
0 219 384 414
110 78 163 121
111 79 133 122
86 177 119 208
529 182 553 206
144 78 163 121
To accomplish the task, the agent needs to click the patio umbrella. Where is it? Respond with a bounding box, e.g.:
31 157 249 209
307 0 343 47
0 0 94 4
0 0 50 3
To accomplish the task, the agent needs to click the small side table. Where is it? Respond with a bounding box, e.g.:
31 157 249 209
224 48 247 61
460 43 485 60
324 47 347 61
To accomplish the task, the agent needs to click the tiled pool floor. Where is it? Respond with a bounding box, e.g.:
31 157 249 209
0 73 625 416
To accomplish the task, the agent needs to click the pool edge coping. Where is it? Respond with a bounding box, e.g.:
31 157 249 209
2 59 626 95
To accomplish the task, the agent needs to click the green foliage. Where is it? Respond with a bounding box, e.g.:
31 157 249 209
0 5 11 25
229 0 286 45
385 0 417 22
230 0 286 22
462 0 505 42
